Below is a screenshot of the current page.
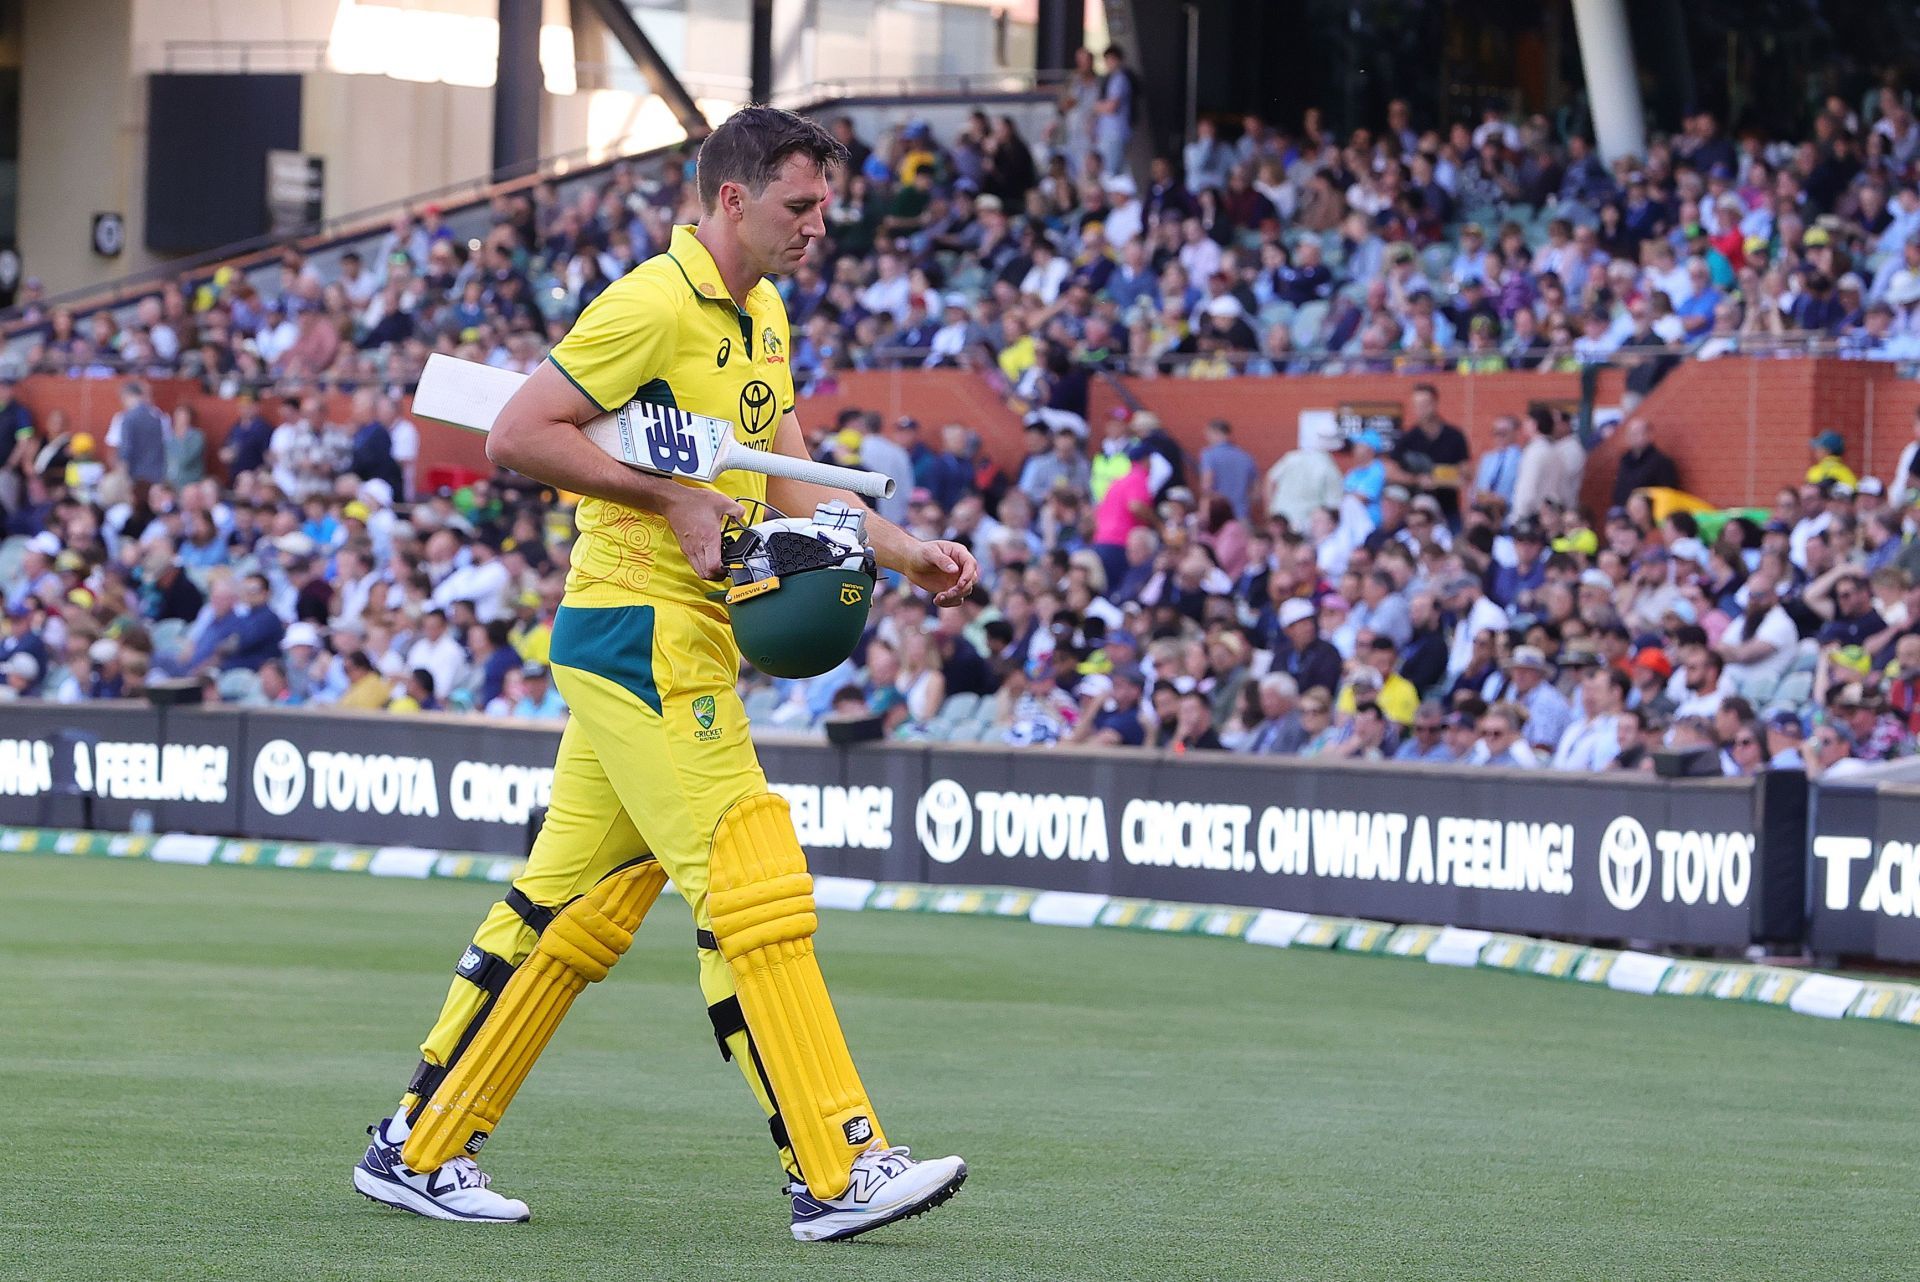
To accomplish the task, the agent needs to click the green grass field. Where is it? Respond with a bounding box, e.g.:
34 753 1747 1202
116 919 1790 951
1 853 1913 1282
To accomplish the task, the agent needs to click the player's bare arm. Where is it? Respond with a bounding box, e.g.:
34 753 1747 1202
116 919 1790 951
764 410 980 606
486 361 744 578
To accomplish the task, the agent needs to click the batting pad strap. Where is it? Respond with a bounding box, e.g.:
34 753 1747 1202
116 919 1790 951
406 1057 446 1101
707 792 884 1201
402 860 667 1174
454 946 515 996
505 887 557 934
706 995 747 1060
695 927 720 952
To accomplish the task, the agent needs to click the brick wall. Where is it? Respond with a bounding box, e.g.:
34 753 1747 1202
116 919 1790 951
19 358 1920 513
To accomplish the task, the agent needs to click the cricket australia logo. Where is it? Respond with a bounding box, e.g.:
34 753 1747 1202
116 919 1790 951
762 325 785 363
692 694 721 741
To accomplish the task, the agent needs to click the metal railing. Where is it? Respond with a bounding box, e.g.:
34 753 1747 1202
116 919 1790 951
162 39 331 74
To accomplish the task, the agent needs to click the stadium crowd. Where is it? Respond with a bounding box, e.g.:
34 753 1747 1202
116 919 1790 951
8 64 1920 779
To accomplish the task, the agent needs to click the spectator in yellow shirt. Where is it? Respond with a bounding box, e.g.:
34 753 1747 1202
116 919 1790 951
1336 635 1421 726
336 649 393 710
1807 430 1859 487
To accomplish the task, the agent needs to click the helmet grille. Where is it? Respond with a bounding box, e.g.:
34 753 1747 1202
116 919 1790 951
765 530 845 575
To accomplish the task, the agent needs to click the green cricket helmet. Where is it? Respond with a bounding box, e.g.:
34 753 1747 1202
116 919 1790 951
721 501 878 679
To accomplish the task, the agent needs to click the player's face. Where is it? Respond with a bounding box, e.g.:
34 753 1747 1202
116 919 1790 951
741 152 830 277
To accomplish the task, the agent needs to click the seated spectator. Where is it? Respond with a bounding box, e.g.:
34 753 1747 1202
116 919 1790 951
1470 704 1539 768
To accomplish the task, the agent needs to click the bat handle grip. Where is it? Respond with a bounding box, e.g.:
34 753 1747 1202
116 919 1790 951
745 447 897 500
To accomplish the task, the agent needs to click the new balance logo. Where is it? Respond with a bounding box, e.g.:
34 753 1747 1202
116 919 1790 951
464 1129 489 1155
843 1116 873 1145
644 411 701 475
845 1166 887 1205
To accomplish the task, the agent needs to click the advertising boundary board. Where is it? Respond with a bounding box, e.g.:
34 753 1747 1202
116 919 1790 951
6 827 1914 1034
1807 782 1920 963
0 704 1806 950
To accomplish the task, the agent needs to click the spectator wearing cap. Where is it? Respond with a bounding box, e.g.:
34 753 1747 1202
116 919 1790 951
276 621 327 705
1090 442 1157 589
1005 652 1078 746
512 662 567 720
1765 709 1807 769
1831 683 1905 762
1 649 43 700
1336 635 1419 726
1340 430 1389 526
8 533 62 613
1801 716 1866 779
1492 645 1571 751
1 600 50 675
1552 665 1629 770
1716 570 1799 693
1489 521 1550 609
1076 663 1147 747
1808 569 1886 648
1807 431 1857 488
1264 427 1345 534
1630 647 1678 719
1272 597 1342 698
1619 547 1685 634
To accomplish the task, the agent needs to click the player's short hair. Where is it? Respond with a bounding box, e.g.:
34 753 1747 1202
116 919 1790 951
697 106 848 210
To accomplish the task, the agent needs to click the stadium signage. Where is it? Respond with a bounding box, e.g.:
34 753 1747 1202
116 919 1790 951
0 734 228 804
771 782 894 852
0 706 1809 955
1806 786 1920 963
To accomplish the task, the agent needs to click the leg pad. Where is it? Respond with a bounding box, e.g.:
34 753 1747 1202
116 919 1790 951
400 859 667 1172
708 793 883 1200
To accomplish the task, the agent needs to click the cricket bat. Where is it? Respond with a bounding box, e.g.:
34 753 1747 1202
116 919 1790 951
411 353 896 500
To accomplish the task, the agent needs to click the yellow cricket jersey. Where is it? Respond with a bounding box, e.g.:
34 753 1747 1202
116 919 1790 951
547 225 797 613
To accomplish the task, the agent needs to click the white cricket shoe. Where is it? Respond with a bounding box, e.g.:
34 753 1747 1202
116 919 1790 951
353 1114 531 1223
787 1143 967 1242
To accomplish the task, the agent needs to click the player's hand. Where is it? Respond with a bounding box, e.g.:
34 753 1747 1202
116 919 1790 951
664 486 745 580
909 538 979 608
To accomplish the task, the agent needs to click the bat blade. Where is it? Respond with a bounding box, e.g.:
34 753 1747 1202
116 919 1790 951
410 353 892 498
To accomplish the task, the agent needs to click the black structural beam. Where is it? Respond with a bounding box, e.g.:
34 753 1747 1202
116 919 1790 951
581 0 710 139
1035 0 1085 71
493 0 544 180
750 0 774 105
